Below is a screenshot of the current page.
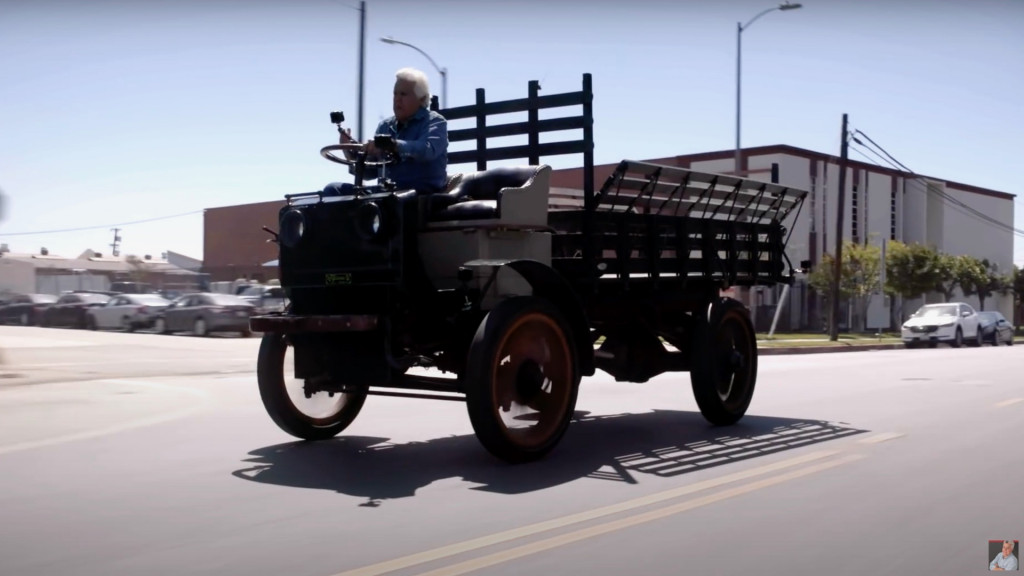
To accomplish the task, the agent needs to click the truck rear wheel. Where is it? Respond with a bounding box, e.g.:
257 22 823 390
465 296 579 463
690 298 757 426
257 332 367 441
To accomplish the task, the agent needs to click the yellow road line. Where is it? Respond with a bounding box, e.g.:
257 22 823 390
417 454 864 576
331 449 842 576
995 398 1023 408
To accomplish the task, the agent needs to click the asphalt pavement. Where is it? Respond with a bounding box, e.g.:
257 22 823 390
1 327 1022 576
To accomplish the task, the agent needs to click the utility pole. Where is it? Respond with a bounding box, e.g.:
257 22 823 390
109 228 122 257
357 0 366 142
829 113 849 341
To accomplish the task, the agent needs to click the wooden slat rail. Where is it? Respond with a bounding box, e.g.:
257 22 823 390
551 258 785 284
548 209 786 287
597 160 807 225
433 75 594 177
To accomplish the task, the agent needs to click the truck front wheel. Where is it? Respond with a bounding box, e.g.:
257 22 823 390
257 333 367 441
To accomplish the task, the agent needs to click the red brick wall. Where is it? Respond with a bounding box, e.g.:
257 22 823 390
203 200 284 282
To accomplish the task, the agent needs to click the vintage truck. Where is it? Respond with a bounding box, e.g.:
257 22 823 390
251 74 807 463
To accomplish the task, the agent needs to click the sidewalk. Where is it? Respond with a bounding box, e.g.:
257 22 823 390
757 335 1022 356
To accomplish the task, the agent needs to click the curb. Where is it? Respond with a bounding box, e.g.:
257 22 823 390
758 343 906 356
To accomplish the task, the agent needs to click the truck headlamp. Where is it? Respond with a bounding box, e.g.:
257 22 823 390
280 209 306 248
357 202 383 238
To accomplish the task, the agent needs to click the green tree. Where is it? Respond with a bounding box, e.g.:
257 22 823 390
934 252 964 301
884 241 941 304
1014 265 1023 321
971 259 1011 311
809 241 881 330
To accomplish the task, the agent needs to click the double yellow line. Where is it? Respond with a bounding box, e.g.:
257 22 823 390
332 449 864 576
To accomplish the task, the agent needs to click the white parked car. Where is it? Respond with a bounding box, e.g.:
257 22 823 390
901 302 981 348
86 293 172 332
238 284 289 314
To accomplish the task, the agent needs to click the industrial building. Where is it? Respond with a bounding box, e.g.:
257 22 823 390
0 246 205 296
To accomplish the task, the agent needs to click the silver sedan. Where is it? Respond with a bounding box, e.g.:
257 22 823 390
154 293 255 337
86 294 172 331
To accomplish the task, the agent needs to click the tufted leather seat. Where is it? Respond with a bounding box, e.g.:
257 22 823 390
428 166 544 222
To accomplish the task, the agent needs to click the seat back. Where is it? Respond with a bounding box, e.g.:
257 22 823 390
449 166 540 202
426 165 550 225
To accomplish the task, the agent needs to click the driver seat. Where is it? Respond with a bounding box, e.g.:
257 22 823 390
426 165 551 226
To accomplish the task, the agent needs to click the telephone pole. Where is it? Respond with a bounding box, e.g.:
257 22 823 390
829 114 849 341
109 228 122 257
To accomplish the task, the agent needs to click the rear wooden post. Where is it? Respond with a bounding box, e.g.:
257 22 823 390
474 88 487 171
581 73 596 287
528 81 540 165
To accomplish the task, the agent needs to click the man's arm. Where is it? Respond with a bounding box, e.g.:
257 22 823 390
349 120 391 181
395 114 448 162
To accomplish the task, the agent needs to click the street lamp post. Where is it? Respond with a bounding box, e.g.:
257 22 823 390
380 36 447 109
735 1 802 176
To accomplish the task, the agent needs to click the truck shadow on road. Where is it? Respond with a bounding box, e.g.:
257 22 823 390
232 410 867 506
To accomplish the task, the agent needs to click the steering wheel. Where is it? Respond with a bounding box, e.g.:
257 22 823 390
320 143 396 167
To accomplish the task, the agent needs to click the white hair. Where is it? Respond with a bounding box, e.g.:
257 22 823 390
395 67 431 106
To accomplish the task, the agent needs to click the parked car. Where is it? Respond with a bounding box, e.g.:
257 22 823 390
86 293 172 332
153 293 254 337
40 292 111 328
110 281 157 294
237 284 289 314
0 293 58 326
159 289 184 301
901 302 981 348
976 311 1015 346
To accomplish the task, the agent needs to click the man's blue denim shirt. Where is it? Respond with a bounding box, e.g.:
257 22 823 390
358 106 449 192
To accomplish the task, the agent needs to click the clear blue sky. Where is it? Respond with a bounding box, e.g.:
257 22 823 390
1 0 1021 265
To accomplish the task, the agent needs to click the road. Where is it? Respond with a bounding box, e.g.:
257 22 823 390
0 326 1021 576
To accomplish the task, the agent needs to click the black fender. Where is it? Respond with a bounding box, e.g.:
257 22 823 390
505 259 595 378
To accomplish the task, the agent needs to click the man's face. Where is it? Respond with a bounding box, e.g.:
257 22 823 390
1003 542 1014 557
393 79 421 122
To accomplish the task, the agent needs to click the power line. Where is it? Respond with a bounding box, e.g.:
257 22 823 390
851 129 913 173
847 138 1024 239
0 209 203 237
849 140 1017 235
849 137 901 171
852 129 1018 230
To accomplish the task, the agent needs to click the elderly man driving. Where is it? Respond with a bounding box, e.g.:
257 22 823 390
323 67 448 195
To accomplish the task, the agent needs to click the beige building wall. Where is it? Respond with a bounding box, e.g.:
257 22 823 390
0 258 36 294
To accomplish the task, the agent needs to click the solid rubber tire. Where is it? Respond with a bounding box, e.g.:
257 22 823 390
256 332 367 441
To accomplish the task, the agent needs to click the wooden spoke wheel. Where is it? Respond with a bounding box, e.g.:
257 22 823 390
465 297 579 463
257 333 367 441
690 298 757 426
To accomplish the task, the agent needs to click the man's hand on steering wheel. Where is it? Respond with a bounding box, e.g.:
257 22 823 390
320 141 397 167
366 135 398 158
